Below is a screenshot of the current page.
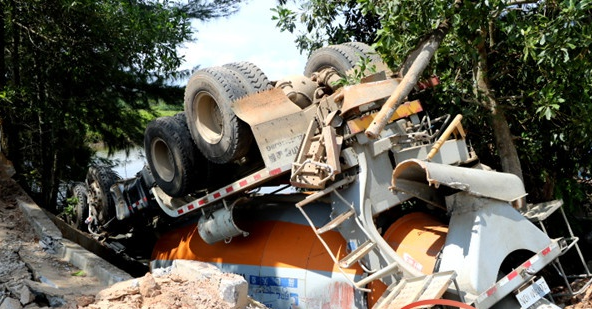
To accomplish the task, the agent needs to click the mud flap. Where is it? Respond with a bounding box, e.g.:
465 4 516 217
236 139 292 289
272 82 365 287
232 88 317 170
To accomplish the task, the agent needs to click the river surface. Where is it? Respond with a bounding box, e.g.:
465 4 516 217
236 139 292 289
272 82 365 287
95 147 146 179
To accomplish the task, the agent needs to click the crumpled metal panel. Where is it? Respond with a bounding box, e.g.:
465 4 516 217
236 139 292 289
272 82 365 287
392 159 527 203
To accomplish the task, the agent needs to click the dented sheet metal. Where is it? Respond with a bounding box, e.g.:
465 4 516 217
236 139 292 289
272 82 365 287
392 159 527 203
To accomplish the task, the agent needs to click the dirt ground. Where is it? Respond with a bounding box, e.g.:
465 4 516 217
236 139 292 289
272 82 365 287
0 156 262 309
0 162 104 308
0 154 591 309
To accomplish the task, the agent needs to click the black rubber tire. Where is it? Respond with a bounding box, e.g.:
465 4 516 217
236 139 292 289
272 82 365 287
144 112 207 197
69 182 89 230
184 67 252 164
86 166 120 225
341 42 388 72
303 44 360 77
223 62 272 93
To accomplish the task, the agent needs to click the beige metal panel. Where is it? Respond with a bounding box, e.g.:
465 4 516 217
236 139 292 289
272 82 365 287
231 88 301 126
340 79 401 116
251 106 318 170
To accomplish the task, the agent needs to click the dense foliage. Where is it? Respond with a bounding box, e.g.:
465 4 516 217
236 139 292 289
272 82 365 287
275 0 592 210
0 0 242 210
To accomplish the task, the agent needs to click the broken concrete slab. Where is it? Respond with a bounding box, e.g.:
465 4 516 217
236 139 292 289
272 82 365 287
219 276 248 309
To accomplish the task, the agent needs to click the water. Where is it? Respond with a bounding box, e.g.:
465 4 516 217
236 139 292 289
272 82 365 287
95 147 146 179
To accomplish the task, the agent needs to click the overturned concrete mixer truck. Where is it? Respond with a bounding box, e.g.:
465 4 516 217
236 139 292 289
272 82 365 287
72 42 590 309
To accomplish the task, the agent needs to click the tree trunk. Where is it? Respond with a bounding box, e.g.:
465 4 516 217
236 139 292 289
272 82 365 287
2 0 23 175
474 29 524 182
10 0 20 86
0 1 6 88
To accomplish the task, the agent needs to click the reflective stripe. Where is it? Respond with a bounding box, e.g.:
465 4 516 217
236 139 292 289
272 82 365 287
157 164 292 218
474 242 561 309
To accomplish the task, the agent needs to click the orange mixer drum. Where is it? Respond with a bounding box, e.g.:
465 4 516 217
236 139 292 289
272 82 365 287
152 206 365 309
383 212 449 275
152 207 448 309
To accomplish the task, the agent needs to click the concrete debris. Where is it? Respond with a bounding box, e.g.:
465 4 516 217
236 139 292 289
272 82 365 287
24 280 66 307
170 259 222 280
0 297 23 309
18 286 34 306
138 273 161 298
81 261 262 309
219 276 249 309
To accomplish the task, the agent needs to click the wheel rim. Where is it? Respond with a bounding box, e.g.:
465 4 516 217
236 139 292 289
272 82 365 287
194 91 223 144
151 137 175 182
87 181 104 219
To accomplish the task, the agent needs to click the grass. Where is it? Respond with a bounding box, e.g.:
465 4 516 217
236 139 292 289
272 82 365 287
139 103 183 121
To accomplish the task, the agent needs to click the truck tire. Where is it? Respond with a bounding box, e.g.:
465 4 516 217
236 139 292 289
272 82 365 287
144 112 206 197
184 67 252 164
69 182 89 230
86 166 120 225
341 42 389 72
223 62 272 93
303 44 360 77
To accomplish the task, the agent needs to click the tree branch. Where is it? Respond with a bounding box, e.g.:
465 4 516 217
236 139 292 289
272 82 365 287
13 21 57 43
505 0 540 6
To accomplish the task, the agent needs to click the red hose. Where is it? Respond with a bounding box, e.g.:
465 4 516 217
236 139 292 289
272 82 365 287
400 299 477 309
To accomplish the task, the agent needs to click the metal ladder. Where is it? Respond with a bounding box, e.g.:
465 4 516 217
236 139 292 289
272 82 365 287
295 176 457 308
373 271 458 309
522 199 592 297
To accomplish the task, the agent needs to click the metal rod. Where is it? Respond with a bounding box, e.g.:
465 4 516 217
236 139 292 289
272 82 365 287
560 207 592 275
426 114 463 161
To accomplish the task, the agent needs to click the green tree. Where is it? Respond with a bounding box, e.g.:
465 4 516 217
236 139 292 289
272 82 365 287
275 0 592 207
273 0 381 53
0 0 242 210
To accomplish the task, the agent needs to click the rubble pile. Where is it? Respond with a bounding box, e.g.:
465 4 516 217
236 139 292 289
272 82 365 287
80 260 265 309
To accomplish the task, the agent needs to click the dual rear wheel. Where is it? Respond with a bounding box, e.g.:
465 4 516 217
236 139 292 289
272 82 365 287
147 42 388 197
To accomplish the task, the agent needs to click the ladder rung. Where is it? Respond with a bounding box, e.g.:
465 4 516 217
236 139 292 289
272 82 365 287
340 239 376 268
295 176 355 208
374 271 456 309
316 209 355 234
389 276 430 308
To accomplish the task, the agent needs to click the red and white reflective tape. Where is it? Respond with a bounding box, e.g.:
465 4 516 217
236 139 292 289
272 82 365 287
172 165 290 216
475 240 560 308
132 196 148 209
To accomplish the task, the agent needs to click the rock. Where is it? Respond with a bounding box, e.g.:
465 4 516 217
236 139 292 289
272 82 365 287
18 286 35 305
138 273 161 298
23 280 65 308
150 266 171 278
170 260 222 281
0 297 23 309
95 279 140 301
218 275 248 309
75 295 95 307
